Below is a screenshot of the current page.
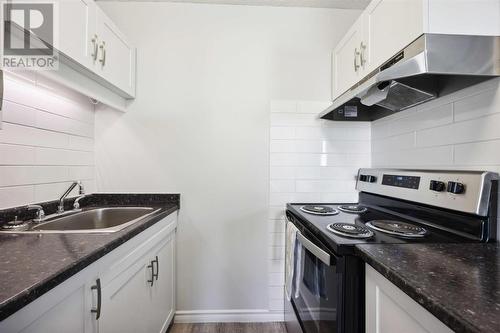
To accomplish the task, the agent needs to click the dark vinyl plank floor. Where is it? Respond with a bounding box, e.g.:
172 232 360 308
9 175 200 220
168 322 287 333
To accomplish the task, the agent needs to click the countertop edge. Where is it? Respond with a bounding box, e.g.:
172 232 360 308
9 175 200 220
354 245 481 333
0 204 179 321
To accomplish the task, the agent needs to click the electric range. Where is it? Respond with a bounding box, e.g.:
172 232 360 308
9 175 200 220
284 168 498 333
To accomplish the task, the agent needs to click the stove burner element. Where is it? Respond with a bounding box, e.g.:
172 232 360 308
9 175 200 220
366 220 427 238
300 205 339 216
338 205 367 214
327 223 374 239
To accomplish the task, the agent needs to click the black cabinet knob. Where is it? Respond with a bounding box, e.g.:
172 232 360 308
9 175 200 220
359 174 368 182
429 180 445 192
447 181 465 194
367 175 377 183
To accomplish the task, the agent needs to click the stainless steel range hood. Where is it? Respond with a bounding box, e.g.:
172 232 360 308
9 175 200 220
320 34 500 121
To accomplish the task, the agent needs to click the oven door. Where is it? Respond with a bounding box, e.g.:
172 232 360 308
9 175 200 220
290 227 343 333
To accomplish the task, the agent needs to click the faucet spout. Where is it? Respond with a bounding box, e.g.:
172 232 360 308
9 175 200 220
58 181 85 213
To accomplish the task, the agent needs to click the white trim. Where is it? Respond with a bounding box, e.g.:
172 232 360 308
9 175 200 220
174 309 284 323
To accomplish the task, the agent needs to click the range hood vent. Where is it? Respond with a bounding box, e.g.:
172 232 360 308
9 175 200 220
320 34 500 122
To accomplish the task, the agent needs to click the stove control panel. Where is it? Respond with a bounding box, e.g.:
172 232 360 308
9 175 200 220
356 168 499 216
359 174 377 183
382 174 420 189
429 180 446 192
447 181 465 194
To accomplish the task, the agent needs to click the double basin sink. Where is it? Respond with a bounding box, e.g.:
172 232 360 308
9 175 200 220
0 207 160 234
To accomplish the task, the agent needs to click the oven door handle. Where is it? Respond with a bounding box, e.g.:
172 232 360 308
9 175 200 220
297 231 331 266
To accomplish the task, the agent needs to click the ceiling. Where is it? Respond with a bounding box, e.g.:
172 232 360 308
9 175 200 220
95 0 369 9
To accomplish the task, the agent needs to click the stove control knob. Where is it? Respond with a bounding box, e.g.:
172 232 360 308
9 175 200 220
429 180 445 192
447 181 465 194
359 174 368 182
366 175 377 183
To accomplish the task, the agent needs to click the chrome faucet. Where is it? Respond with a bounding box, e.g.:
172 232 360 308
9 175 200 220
73 194 87 210
27 205 45 223
58 181 85 214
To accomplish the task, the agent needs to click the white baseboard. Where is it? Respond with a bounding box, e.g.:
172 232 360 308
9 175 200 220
174 309 284 323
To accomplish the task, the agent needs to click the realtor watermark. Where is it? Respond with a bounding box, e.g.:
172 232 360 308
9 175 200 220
1 0 59 70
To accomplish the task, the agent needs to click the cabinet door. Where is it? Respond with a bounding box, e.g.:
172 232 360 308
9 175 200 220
98 254 154 333
58 0 96 69
332 16 364 100
95 6 136 97
365 264 453 333
362 0 423 73
0 282 87 333
149 231 176 333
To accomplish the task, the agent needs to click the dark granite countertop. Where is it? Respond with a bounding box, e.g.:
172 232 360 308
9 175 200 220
0 193 180 321
355 243 500 333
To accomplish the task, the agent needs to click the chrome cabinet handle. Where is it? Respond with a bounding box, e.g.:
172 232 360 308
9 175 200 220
147 261 154 286
354 47 360 72
152 256 159 281
91 34 98 61
90 278 102 320
99 41 106 66
360 42 367 66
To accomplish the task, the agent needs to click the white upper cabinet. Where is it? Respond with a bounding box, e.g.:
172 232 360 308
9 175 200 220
425 0 500 36
58 0 96 69
94 7 136 97
53 0 136 99
331 0 500 100
362 0 423 74
332 17 364 99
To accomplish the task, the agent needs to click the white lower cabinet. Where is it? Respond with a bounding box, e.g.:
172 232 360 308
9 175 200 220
99 227 175 333
149 235 176 333
0 212 177 333
365 264 453 333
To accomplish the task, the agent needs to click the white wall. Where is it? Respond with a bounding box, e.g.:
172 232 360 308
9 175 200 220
371 77 500 239
268 99 370 314
95 1 360 319
0 71 95 209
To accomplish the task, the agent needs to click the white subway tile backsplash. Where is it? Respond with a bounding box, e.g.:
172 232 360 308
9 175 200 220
393 104 453 137
2 100 37 126
36 111 94 137
267 100 368 310
0 144 36 165
320 192 359 203
269 232 285 247
297 101 331 114
295 166 321 179
0 123 69 149
372 132 415 153
270 166 295 180
269 259 285 273
417 113 500 148
0 71 95 208
295 126 370 141
295 180 356 193
319 167 358 180
271 113 320 127
270 180 295 193
454 83 500 122
455 140 500 166
270 127 295 140
372 146 454 167
0 186 34 209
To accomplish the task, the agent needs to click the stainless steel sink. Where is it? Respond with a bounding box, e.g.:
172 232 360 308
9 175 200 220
1 207 160 234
